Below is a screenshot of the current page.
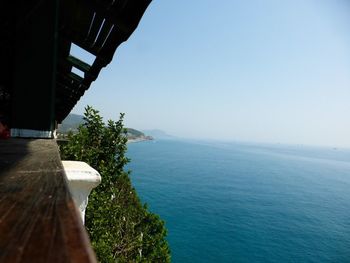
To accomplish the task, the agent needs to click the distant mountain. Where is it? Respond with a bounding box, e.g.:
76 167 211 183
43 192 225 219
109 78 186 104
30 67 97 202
126 128 153 142
57 113 84 133
58 114 153 142
142 129 175 140
126 128 144 138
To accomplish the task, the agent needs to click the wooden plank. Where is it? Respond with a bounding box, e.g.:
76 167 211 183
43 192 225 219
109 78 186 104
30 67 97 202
68 0 95 41
93 20 114 50
68 72 84 84
0 139 97 263
67 55 91 73
84 13 105 46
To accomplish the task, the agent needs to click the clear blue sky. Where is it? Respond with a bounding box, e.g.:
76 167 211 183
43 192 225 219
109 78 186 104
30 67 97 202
71 0 350 148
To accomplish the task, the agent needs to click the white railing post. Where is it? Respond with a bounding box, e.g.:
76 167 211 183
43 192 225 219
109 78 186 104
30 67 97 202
62 161 101 224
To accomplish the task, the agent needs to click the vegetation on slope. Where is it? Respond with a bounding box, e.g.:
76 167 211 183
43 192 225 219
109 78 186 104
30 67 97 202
58 113 152 141
60 106 170 262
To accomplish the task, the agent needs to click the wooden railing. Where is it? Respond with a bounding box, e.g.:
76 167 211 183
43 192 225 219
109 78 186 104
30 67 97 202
0 139 97 263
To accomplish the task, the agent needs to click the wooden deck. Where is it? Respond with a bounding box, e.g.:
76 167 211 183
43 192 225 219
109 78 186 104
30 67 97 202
0 139 97 263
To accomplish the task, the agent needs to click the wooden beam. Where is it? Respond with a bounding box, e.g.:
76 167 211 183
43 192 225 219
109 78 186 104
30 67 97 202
12 0 59 133
0 139 97 263
67 55 91 73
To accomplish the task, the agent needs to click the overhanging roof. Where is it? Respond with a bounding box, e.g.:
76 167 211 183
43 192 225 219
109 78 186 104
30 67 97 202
56 0 151 122
0 0 151 126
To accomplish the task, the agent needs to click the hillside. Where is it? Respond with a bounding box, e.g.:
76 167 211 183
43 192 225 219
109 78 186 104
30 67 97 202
57 113 84 133
58 114 152 142
142 129 175 140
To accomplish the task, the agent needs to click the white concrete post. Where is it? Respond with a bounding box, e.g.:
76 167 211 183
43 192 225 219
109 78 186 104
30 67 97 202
62 161 101 224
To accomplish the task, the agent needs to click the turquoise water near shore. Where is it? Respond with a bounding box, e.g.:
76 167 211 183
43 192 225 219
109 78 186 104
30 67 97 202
127 139 350 262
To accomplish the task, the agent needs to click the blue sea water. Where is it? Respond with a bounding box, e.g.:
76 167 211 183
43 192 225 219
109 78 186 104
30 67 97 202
126 139 350 262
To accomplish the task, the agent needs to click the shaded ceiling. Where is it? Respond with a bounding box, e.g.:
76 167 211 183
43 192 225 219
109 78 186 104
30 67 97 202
0 0 151 126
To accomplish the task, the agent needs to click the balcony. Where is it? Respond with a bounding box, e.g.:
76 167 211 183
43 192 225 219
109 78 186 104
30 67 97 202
0 139 97 262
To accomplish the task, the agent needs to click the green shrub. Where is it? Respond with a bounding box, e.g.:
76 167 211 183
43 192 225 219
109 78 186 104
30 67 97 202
60 106 170 262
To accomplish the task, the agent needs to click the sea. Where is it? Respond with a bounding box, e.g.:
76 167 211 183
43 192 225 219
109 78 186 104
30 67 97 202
126 139 350 262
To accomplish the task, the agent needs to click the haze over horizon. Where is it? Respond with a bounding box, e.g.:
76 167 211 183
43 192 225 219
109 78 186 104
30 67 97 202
71 1 350 148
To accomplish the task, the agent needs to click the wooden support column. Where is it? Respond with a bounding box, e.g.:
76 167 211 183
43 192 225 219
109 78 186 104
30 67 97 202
11 0 59 137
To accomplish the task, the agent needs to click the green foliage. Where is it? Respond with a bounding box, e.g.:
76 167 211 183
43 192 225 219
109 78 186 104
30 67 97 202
60 106 170 263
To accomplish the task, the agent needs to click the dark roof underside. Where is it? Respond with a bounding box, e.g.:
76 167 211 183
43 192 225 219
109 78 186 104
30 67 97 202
0 0 151 124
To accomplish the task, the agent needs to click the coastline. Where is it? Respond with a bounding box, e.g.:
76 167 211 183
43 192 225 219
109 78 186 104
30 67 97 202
127 136 153 144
